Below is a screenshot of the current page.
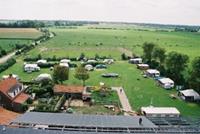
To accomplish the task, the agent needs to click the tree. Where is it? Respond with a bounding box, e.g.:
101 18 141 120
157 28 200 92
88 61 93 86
188 57 200 93
152 47 166 64
121 53 128 60
142 42 156 63
165 51 189 85
74 65 89 86
53 65 69 84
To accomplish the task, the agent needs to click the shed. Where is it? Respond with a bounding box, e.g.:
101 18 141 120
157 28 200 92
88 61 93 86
141 106 180 117
129 58 142 64
54 85 85 99
179 89 200 102
146 69 160 77
158 78 174 89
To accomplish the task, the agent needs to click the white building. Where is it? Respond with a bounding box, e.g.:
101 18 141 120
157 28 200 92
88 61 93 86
129 58 142 64
24 64 40 72
141 106 180 117
158 78 174 89
146 69 160 77
179 89 200 102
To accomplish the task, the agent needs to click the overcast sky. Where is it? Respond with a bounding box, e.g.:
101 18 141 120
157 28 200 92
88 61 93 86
0 0 200 25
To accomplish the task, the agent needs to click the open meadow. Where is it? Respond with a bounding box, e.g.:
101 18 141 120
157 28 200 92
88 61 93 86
0 28 43 52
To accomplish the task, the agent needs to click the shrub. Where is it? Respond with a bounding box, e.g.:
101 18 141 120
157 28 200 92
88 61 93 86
0 58 16 73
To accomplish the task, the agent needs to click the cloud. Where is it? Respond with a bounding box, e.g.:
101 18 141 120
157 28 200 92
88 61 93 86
0 0 199 25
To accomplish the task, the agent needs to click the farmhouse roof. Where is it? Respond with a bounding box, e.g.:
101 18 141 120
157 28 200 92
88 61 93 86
0 78 18 96
0 107 20 125
141 106 180 115
54 85 84 94
13 93 30 104
180 89 200 100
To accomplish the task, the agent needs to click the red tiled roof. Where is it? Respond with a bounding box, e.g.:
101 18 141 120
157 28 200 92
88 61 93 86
13 93 30 104
54 85 84 94
0 107 20 125
0 78 18 97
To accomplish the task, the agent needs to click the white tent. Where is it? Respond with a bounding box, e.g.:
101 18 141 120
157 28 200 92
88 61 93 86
141 106 180 117
37 59 47 64
179 89 200 101
59 63 69 68
35 73 52 81
60 59 71 63
103 59 114 64
158 78 174 89
85 64 93 71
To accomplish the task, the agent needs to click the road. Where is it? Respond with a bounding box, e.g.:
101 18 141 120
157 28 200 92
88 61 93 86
0 51 16 64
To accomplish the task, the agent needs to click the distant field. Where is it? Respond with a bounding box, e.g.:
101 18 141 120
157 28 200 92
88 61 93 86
0 28 43 39
27 26 200 61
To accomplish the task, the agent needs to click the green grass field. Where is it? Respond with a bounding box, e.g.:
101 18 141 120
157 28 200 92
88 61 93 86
0 25 200 117
0 28 43 51
27 26 200 60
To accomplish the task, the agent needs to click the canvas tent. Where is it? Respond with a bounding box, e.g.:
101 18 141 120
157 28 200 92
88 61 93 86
35 74 52 82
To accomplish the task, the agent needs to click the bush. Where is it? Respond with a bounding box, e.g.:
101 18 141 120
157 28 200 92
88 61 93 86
0 58 16 73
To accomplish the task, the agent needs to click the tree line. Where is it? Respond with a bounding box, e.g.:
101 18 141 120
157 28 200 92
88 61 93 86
142 42 200 93
0 20 45 28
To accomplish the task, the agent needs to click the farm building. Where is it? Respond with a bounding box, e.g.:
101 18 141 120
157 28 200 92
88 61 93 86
24 64 40 72
103 59 114 64
178 89 200 102
0 78 30 112
129 58 142 64
53 85 91 100
137 64 149 70
35 73 52 82
36 59 47 64
85 64 94 71
2 74 20 80
60 59 71 63
141 106 180 117
146 69 160 77
157 78 174 89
